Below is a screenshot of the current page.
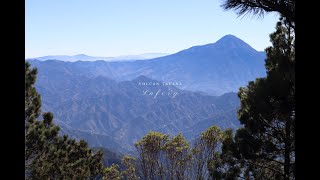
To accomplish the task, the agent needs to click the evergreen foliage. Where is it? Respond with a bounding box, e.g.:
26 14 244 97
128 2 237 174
220 18 295 179
25 62 104 179
221 0 295 28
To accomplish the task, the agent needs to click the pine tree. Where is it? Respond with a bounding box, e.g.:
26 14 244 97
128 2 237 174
25 62 41 123
222 17 295 179
25 62 104 179
220 1 295 179
25 62 61 173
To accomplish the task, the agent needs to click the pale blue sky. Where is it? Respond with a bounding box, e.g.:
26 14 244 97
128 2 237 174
26 0 279 58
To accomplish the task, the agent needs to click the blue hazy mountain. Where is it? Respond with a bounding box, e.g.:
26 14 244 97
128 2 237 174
131 34 266 95
27 53 170 62
29 34 266 95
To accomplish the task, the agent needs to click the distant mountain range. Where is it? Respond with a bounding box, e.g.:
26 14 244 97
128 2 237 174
29 34 266 152
27 53 170 62
29 35 266 96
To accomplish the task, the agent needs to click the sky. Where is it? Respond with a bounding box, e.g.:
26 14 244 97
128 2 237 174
26 0 279 58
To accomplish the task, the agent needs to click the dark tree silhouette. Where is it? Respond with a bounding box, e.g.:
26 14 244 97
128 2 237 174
221 0 295 28
222 18 295 179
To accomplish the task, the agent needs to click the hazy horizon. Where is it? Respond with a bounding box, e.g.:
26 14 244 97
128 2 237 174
26 52 170 59
26 34 265 59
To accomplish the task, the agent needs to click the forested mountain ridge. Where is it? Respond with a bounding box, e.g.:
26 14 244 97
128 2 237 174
34 74 240 151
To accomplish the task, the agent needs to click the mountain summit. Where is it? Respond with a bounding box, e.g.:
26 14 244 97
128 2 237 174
214 34 256 52
178 34 257 56
215 34 245 44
